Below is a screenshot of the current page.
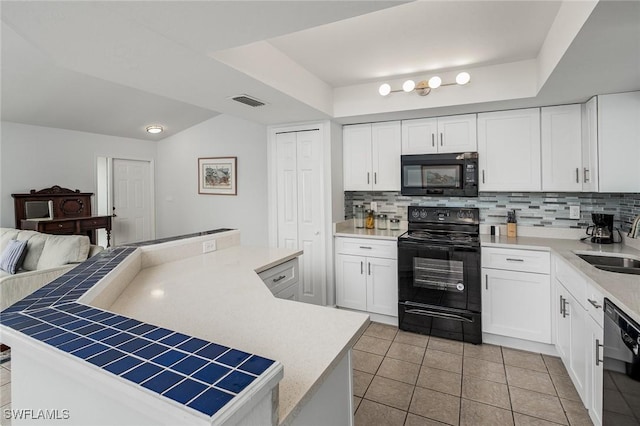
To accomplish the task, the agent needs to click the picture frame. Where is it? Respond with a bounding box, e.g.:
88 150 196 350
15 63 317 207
198 157 237 195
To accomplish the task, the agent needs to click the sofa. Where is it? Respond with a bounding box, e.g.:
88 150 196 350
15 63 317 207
0 228 103 311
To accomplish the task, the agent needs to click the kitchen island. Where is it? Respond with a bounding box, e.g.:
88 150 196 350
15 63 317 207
0 230 369 425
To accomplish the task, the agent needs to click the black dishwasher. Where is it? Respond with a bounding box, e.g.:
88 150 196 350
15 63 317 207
603 299 640 425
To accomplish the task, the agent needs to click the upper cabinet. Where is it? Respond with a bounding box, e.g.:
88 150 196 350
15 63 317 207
401 114 477 155
598 91 640 193
477 108 541 191
343 121 401 191
581 97 599 192
541 104 583 191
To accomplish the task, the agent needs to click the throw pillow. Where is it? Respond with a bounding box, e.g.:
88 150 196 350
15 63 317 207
0 239 28 274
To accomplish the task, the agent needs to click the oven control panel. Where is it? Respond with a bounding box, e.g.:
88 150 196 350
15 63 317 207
408 206 479 224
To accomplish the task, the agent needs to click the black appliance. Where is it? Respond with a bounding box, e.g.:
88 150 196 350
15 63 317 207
398 206 482 344
603 299 640 425
401 152 478 197
586 213 621 244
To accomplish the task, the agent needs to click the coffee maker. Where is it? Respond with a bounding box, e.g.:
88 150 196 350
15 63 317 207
586 213 617 244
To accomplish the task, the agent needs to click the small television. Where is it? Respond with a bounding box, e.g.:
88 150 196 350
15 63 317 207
25 200 54 221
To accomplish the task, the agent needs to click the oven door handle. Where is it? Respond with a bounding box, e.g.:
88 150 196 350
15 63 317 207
404 308 474 323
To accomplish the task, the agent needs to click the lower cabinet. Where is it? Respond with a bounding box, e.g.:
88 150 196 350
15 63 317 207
335 237 398 317
586 314 604 426
258 257 300 301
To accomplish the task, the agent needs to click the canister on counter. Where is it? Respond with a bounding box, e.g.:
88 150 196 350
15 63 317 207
377 214 388 230
354 204 365 228
390 218 400 231
365 209 375 229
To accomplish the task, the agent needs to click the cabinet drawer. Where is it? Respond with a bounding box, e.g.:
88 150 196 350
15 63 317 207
585 283 604 327
335 237 396 259
258 258 298 295
554 256 586 308
41 221 75 233
79 217 109 230
482 247 550 274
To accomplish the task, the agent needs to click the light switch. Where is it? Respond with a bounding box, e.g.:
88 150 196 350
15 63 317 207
569 205 581 219
370 201 377 212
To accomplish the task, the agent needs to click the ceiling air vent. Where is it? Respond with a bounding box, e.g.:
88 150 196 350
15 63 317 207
230 94 267 108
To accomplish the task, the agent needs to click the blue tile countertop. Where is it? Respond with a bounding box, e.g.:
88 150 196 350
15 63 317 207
0 243 278 419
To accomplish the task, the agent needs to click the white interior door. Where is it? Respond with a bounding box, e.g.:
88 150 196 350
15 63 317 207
275 133 299 250
112 159 154 245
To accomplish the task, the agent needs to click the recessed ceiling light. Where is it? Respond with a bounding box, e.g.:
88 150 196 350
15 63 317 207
146 125 163 134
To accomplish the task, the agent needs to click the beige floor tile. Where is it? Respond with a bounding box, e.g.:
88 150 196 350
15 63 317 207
543 355 569 377
602 370 617 390
0 362 9 371
423 349 463 374
353 370 374 397
352 349 384 374
0 369 9 386
355 399 407 426
365 322 399 341
428 337 464 355
550 374 581 402
364 376 415 411
510 386 568 425
514 412 567 425
0 384 10 407
461 375 511 410
405 413 449 425
463 356 506 384
503 348 547 373
603 387 634 416
353 396 362 413
506 365 556 396
409 387 461 426
601 410 639 426
354 335 393 356
395 331 429 348
416 366 462 397
378 357 421 385
386 341 426 365
610 370 640 396
0 403 12 426
559 398 593 426
460 398 514 426
463 343 503 364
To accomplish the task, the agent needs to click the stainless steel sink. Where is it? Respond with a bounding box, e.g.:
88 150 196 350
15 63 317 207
577 254 640 275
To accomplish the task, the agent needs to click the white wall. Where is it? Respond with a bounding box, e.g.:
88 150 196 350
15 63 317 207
155 115 268 246
0 122 157 228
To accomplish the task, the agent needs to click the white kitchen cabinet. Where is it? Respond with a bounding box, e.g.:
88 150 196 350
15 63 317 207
477 108 541 191
481 247 551 343
401 114 477 155
335 237 398 317
586 314 604 426
597 91 640 192
343 121 401 191
581 97 599 192
258 258 300 301
541 104 583 191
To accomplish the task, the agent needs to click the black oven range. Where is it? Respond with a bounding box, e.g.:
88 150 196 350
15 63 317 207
398 206 482 344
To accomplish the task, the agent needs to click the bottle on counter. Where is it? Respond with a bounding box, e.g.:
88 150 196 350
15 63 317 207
390 218 400 231
377 214 388 230
354 204 365 228
365 209 375 229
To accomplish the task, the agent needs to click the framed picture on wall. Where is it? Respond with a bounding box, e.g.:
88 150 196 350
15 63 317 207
198 157 237 195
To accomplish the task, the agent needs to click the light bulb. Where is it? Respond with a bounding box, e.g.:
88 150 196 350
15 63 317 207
378 83 391 96
402 80 416 92
146 125 163 134
456 72 471 85
428 76 442 89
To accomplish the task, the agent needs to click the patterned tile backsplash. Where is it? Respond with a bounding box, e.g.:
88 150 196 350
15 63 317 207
345 192 640 233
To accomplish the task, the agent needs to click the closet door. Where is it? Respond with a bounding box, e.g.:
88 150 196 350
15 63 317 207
275 132 298 249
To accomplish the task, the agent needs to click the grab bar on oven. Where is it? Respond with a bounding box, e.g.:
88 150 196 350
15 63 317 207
404 309 474 323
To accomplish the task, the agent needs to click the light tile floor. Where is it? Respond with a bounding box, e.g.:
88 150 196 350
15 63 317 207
353 322 593 426
0 360 11 426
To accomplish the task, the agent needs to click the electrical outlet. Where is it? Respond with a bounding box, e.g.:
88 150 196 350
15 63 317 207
370 201 378 212
569 205 581 219
202 240 217 253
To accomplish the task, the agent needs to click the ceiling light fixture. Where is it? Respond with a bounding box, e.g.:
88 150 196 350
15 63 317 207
146 125 163 134
378 71 471 97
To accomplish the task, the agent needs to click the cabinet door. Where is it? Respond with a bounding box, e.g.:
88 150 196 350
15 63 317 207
437 114 477 153
581 97 599 192
555 280 571 362
587 315 603 426
478 108 541 191
567 290 588 402
335 253 367 311
366 257 398 317
371 121 401 191
598 91 640 192
275 132 299 249
482 268 551 343
541 104 583 191
275 283 300 301
343 124 373 190
401 118 438 154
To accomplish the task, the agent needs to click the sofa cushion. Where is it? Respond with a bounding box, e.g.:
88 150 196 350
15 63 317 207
0 239 28 274
36 234 90 270
17 231 48 271
0 228 20 252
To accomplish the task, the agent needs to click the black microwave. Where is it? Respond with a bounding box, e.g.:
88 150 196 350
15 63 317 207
401 152 479 197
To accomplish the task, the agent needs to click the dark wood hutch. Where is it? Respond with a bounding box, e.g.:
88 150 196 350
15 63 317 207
12 185 112 247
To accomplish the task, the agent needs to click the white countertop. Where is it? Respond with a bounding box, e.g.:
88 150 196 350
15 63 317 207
107 244 370 425
334 219 407 240
482 235 640 324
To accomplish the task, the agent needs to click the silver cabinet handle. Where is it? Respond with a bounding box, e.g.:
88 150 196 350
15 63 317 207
562 297 569 318
588 299 602 309
360 261 363 275
367 172 370 184
595 338 604 366
272 275 286 283
584 168 589 183
576 168 580 183
485 274 488 290
359 246 372 249
440 133 443 146
482 170 485 184
374 172 377 185
431 133 435 147
368 262 371 275
506 258 524 262
560 295 566 316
